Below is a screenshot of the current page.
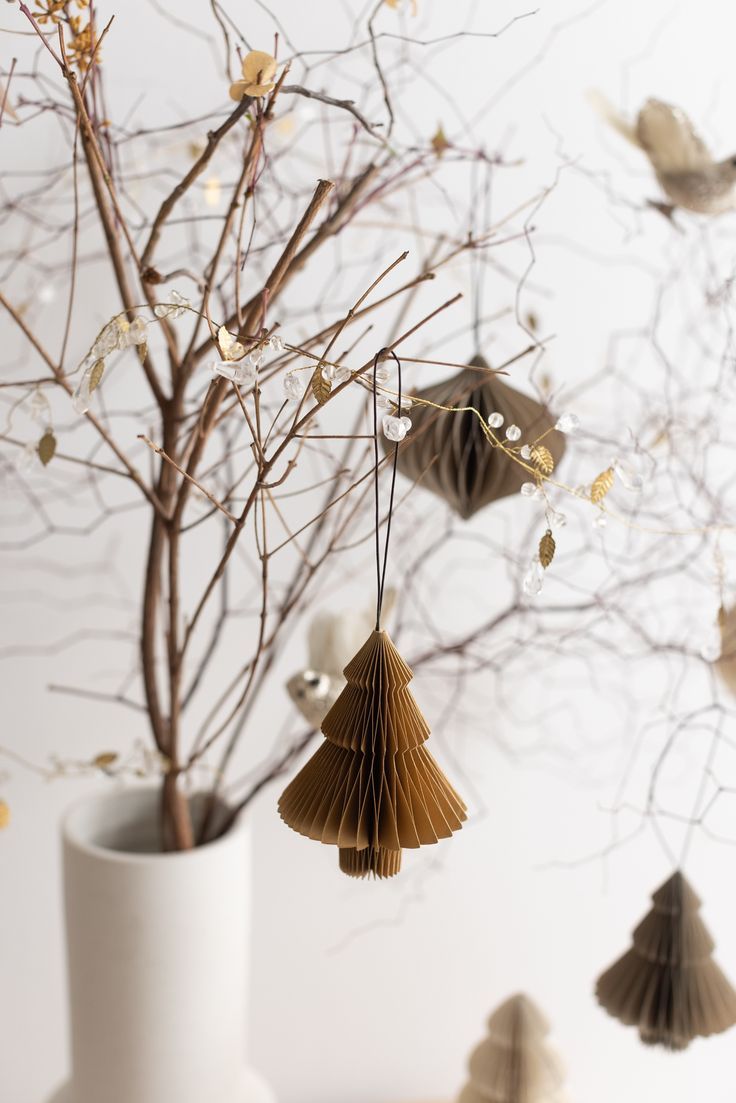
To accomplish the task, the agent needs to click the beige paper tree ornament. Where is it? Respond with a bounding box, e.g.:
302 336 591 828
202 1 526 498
278 628 467 878
456 993 566 1103
596 870 736 1049
716 604 736 695
386 355 565 519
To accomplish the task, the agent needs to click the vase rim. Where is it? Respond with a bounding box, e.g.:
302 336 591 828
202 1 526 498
62 784 245 863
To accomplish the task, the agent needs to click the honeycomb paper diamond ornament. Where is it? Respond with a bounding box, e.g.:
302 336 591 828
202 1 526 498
385 355 564 519
278 628 467 878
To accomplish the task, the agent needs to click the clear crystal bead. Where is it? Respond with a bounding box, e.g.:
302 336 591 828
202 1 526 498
248 348 264 369
520 444 532 460
128 317 148 345
16 441 37 471
382 414 410 442
29 388 51 424
211 359 255 386
269 334 285 352
520 482 538 497
284 372 306 399
546 507 567 528
333 367 351 385
72 371 92 414
505 424 521 441
488 412 504 428
376 395 392 409
555 413 580 434
523 558 544 596
374 368 389 383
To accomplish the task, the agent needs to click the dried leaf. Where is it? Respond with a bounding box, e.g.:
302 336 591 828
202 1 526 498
88 358 105 393
311 364 331 405
591 466 615 504
38 429 56 466
530 443 555 475
92 752 118 769
136 339 148 365
431 124 450 156
539 529 556 568
0 799 9 830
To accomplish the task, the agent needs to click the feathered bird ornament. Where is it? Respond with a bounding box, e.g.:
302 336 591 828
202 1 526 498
286 592 395 728
590 93 736 215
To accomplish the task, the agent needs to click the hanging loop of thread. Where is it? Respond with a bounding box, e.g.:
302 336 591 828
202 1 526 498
372 348 402 631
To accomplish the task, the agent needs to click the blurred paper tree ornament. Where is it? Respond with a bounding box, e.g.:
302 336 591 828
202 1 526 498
278 350 466 878
385 355 564 519
456 993 567 1103
596 870 736 1049
716 604 736 693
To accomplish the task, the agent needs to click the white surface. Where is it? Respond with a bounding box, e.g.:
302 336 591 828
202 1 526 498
47 788 274 1103
3 3 736 1103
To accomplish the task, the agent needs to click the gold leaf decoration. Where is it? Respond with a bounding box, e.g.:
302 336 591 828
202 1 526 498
229 50 278 100
136 339 148 365
591 466 615 504
92 751 118 769
88 358 105 393
530 443 555 475
539 529 556 568
431 124 450 156
0 799 9 830
38 429 56 466
311 364 331 405
217 325 245 362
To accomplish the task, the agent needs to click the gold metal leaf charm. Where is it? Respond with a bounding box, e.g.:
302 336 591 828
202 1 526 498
92 751 118 770
0 799 9 830
38 429 56 466
88 358 105 393
591 466 615 504
530 444 554 475
539 529 556 568
136 339 148 365
311 364 331 404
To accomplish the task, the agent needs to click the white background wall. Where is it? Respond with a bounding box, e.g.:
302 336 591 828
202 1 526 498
3 1 736 1101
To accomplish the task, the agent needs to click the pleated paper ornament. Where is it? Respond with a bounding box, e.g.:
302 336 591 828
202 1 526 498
456 994 567 1103
385 355 564 519
278 628 467 878
716 604 736 695
595 870 736 1050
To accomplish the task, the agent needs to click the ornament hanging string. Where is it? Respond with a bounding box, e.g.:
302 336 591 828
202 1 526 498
372 348 402 630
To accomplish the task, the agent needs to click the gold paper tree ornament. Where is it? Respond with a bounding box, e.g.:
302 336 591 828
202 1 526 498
596 870 736 1049
387 356 564 519
456 993 566 1103
278 628 467 878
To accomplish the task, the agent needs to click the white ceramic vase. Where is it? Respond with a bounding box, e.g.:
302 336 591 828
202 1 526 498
47 787 276 1103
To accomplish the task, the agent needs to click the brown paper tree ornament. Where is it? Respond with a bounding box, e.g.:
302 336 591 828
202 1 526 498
716 604 736 695
385 356 564 519
595 870 736 1050
456 993 566 1103
278 628 467 878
